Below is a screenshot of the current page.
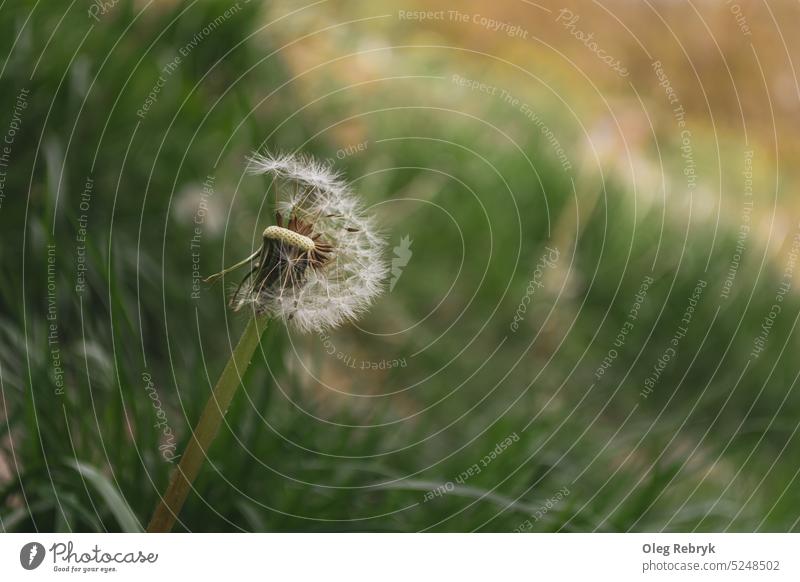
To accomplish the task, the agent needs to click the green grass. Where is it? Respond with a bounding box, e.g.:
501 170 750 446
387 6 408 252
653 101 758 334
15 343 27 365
1 0 799 532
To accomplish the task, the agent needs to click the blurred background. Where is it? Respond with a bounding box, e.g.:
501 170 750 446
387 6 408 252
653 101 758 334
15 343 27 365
2 0 800 532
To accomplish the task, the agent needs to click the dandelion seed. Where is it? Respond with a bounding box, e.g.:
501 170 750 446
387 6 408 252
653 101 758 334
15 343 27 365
206 151 388 333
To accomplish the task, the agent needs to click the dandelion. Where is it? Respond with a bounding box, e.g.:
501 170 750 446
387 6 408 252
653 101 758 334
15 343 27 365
147 152 386 532
212 151 387 332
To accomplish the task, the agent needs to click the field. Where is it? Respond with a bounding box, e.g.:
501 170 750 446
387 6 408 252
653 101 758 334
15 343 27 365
1 0 800 532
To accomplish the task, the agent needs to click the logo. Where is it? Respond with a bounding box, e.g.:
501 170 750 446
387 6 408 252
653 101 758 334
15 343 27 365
390 235 413 292
20 542 46 570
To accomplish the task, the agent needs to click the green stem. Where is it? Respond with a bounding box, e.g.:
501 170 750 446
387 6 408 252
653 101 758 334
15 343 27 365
147 314 268 532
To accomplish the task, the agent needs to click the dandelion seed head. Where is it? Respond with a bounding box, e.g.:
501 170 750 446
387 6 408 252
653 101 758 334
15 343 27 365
225 151 388 333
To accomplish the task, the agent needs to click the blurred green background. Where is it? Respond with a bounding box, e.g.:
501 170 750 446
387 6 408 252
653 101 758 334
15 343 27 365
2 0 800 532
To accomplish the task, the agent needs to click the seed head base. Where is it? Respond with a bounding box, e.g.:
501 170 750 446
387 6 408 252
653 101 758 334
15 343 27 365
263 225 315 252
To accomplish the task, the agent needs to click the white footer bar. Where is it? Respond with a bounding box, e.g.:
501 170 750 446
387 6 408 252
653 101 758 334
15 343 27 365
1 533 797 580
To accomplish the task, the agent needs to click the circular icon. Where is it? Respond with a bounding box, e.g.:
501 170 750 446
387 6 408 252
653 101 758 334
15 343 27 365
19 542 46 570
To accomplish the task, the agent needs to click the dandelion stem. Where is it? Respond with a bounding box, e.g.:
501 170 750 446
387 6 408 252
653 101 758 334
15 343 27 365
146 314 268 532
203 249 261 284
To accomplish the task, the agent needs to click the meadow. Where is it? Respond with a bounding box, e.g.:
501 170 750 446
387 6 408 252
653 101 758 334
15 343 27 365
1 0 799 532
